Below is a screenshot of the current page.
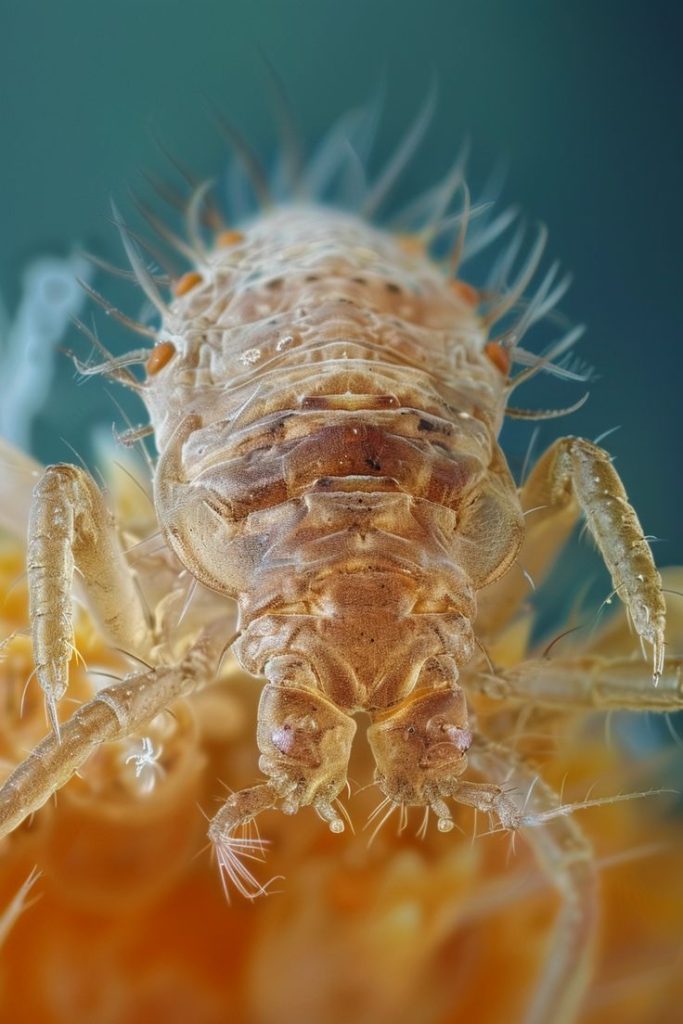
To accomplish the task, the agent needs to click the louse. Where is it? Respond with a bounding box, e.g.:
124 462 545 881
0 101 681 1024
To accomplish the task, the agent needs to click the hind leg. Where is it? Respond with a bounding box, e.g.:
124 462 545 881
445 739 597 1024
367 690 596 1024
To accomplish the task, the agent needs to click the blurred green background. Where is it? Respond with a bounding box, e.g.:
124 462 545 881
0 0 681 579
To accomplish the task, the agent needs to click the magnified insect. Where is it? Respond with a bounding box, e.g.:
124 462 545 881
0 98 680 1024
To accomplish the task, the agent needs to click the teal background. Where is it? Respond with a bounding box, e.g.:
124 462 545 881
1 0 681 583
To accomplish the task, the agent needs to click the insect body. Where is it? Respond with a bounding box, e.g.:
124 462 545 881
0 128 679 1024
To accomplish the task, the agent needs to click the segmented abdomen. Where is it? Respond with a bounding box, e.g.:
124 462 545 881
147 206 522 711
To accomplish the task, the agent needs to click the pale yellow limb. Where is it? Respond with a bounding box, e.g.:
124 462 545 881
471 655 683 712
446 739 597 1024
27 464 154 732
0 633 216 842
478 438 665 679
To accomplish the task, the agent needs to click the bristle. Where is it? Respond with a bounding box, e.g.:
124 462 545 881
111 200 170 319
483 224 548 327
362 85 437 217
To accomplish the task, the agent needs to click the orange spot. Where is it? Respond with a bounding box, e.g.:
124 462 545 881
216 229 244 247
146 341 176 376
396 234 424 256
484 342 511 376
173 271 203 298
451 279 479 306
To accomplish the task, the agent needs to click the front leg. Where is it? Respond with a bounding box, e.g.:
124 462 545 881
479 437 665 678
28 464 154 733
208 656 357 898
0 632 217 841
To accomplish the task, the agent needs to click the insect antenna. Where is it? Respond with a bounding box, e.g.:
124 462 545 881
519 787 679 829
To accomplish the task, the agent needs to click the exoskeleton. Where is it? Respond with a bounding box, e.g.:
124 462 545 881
0 113 680 1024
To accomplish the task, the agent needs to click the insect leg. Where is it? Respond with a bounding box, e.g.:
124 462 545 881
480 438 665 679
470 655 683 713
447 738 597 1024
0 633 215 841
208 660 357 898
27 463 155 732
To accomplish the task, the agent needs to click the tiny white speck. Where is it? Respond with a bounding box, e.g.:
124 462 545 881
240 347 262 366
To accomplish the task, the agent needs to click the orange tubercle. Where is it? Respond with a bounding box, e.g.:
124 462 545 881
146 341 176 376
451 279 479 306
484 341 511 376
216 229 245 247
396 234 425 256
173 271 203 298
